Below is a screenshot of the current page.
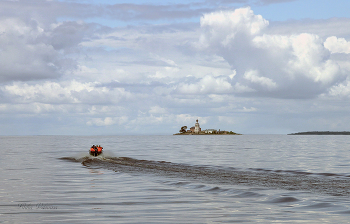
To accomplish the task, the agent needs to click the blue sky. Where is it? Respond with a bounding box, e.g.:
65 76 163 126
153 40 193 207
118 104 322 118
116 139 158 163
1 0 350 135
58 0 350 27
57 0 350 21
253 0 350 21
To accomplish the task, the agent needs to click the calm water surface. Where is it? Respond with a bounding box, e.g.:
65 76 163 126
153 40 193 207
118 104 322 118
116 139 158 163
2 135 350 223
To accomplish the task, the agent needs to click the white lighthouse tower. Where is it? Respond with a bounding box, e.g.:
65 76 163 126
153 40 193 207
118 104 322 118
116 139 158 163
194 119 201 134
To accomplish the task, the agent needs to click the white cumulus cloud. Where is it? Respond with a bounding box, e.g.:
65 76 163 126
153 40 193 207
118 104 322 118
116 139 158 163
324 36 350 54
175 75 233 94
197 7 346 98
243 70 277 90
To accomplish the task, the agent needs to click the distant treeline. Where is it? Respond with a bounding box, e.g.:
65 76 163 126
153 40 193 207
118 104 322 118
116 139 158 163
288 131 350 135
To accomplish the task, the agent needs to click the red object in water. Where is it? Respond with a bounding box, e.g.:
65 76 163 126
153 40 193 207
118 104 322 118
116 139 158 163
89 145 103 156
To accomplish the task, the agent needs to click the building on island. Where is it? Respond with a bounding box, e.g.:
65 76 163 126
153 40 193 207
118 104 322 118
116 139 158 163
204 129 216 134
194 119 201 134
189 119 201 133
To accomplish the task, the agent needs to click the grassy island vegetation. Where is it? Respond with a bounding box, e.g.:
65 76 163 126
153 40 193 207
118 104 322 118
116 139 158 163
173 131 241 135
174 125 241 135
174 121 241 135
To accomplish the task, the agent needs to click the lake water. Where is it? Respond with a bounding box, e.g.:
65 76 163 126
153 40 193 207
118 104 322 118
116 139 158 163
2 135 350 223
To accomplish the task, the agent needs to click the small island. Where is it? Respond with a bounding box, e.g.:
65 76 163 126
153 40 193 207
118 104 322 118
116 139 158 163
288 131 350 135
174 119 241 135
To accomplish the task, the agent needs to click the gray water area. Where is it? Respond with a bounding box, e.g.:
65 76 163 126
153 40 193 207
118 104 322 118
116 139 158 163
2 135 350 223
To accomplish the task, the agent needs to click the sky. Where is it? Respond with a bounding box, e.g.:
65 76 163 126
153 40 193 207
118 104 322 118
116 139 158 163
1 0 350 135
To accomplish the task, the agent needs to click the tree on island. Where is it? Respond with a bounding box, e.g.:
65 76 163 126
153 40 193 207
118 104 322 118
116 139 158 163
179 126 187 133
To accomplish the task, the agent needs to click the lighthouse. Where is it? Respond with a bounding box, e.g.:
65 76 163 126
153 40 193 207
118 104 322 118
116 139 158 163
194 119 201 134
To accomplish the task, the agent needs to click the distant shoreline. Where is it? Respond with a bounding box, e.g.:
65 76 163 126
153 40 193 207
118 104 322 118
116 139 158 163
288 131 350 135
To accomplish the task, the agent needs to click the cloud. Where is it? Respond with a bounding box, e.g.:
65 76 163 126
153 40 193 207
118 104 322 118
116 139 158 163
197 7 346 98
175 75 233 94
0 17 89 82
243 106 257 112
202 0 298 7
1 80 132 105
105 3 212 21
267 18 350 39
0 0 299 26
44 21 97 51
243 69 277 90
149 106 168 114
324 36 350 54
87 116 128 126
254 0 297 5
198 8 269 48
1 1 350 134
0 0 211 23
0 18 67 82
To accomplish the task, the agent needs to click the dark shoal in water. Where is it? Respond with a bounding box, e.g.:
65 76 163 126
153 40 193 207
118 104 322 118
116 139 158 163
61 156 350 196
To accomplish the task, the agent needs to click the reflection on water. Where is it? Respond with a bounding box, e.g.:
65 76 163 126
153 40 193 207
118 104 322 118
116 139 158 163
1 135 350 223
